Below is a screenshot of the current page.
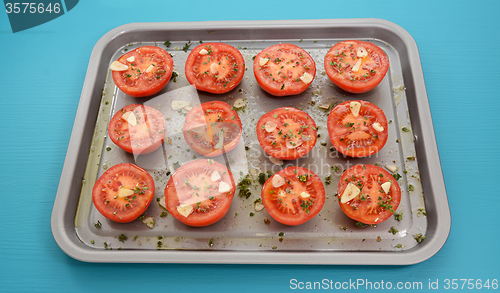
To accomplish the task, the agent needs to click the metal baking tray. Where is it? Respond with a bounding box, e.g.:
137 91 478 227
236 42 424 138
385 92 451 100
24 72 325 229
51 19 450 265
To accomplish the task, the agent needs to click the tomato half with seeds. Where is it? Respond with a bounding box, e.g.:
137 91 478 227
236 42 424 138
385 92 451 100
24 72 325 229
327 100 388 157
253 43 316 96
165 159 235 227
183 101 242 157
92 163 155 223
261 166 325 226
108 104 166 155
185 43 245 94
111 46 174 97
256 107 317 160
338 164 401 224
324 40 389 94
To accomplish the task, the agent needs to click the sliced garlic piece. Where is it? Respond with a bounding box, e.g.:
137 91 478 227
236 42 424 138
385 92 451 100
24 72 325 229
210 63 218 74
352 58 362 72
300 192 311 199
199 48 209 55
184 105 193 112
272 174 285 188
264 121 277 132
381 181 392 194
357 46 368 58
190 125 207 134
269 156 283 166
318 104 330 110
218 181 230 193
126 56 135 62
177 205 193 218
142 216 155 229
110 61 128 71
299 72 314 84
254 202 265 212
259 58 269 66
286 140 303 149
211 171 221 182
350 101 361 117
171 100 191 111
373 122 384 132
121 111 137 126
385 164 399 173
214 129 225 150
145 64 155 73
117 186 134 198
158 196 167 210
233 98 246 109
340 183 361 203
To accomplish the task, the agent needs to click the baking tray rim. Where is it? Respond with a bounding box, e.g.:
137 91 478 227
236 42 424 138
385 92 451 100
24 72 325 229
51 18 451 265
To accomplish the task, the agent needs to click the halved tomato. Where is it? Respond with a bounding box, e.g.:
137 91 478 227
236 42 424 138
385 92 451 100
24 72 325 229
185 43 245 94
324 40 389 94
327 100 388 158
164 159 235 227
261 166 325 226
338 164 401 224
111 46 174 97
256 107 317 160
253 43 316 96
92 163 155 223
183 101 242 157
108 104 166 155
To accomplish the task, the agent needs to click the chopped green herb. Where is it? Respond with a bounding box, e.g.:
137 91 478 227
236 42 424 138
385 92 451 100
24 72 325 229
237 174 252 199
414 233 426 243
118 234 128 243
392 173 402 180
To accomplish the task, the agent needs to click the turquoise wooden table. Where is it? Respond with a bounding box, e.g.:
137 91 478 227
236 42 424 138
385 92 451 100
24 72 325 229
1 0 499 292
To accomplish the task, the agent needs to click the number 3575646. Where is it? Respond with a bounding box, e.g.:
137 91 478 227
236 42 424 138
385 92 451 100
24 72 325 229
5 3 61 14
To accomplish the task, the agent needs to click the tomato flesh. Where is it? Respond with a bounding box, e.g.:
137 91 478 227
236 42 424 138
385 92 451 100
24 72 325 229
324 40 389 94
92 163 155 223
165 159 235 227
261 166 325 226
327 100 388 157
338 164 401 224
185 43 245 94
112 46 174 97
256 107 317 160
253 43 316 96
108 104 166 155
183 101 242 157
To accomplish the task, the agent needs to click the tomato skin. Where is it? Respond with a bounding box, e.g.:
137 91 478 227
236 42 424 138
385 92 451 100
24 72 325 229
338 164 401 224
183 101 242 157
261 166 325 226
256 107 317 160
327 100 388 158
112 46 174 97
108 104 166 155
253 43 316 96
92 163 155 223
185 43 245 94
164 159 236 227
324 40 389 94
